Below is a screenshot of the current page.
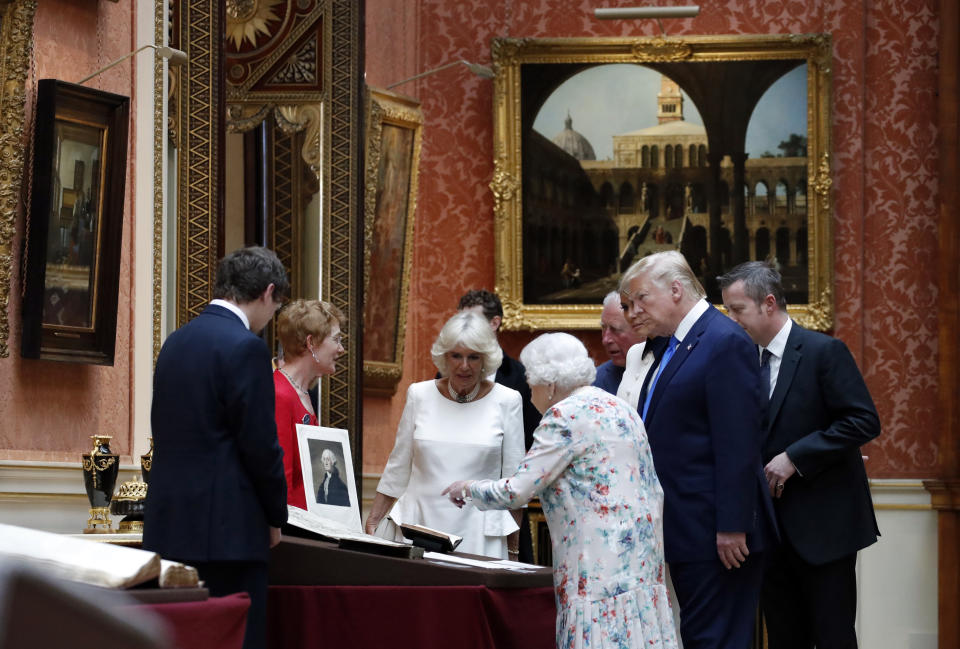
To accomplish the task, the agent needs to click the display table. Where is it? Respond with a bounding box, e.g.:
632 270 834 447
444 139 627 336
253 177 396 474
266 537 556 649
131 591 250 649
267 585 554 649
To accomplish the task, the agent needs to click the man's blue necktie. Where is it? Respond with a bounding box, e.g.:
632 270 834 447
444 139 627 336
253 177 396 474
642 336 678 422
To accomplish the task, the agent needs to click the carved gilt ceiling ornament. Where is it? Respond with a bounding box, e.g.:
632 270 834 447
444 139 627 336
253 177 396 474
226 0 282 50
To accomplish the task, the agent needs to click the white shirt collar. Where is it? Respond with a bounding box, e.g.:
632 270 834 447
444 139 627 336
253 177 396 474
674 298 709 343
623 339 648 367
764 317 792 359
210 299 250 330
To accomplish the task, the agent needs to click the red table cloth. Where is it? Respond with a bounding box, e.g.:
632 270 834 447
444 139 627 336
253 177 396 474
267 585 556 649
137 592 250 649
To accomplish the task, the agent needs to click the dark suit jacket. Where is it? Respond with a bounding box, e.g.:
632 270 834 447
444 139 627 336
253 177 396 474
765 323 880 565
496 353 541 450
592 360 626 395
644 304 775 563
144 304 288 563
318 470 350 507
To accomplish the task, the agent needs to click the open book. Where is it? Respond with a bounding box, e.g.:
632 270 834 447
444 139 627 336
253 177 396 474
400 523 463 553
286 506 424 559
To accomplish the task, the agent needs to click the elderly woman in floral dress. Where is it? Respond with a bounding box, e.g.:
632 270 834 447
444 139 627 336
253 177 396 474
444 333 678 649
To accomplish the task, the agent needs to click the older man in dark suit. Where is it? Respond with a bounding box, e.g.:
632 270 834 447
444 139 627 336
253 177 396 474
621 251 775 649
719 261 880 649
145 246 290 649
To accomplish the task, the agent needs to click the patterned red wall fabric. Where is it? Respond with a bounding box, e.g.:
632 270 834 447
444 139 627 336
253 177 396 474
364 0 940 478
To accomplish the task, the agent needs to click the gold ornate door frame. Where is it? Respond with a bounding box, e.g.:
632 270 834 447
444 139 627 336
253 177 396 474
163 0 363 455
0 0 37 357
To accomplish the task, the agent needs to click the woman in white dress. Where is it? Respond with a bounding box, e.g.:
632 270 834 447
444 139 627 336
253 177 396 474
363 311 525 559
444 333 678 649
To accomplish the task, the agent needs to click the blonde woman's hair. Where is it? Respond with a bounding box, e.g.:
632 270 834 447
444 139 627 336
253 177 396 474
276 299 345 358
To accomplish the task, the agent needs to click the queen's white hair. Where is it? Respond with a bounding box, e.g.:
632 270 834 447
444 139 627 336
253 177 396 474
431 311 503 376
519 333 596 391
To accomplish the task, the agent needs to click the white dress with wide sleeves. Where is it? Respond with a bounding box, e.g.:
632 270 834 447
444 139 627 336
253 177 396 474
376 380 525 558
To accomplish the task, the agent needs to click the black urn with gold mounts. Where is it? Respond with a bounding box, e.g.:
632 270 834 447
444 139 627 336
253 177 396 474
81 435 119 533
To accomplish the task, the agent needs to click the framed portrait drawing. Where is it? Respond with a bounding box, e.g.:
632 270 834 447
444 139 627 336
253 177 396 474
362 87 422 395
21 80 129 363
491 35 834 330
297 424 362 532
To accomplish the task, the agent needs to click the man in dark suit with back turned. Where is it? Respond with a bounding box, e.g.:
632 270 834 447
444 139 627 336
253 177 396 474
719 261 880 649
621 251 775 649
456 289 540 563
145 246 290 649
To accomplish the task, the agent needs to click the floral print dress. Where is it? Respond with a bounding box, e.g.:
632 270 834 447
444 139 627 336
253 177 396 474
469 386 678 649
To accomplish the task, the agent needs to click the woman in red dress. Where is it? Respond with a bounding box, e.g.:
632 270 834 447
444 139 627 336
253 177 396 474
274 300 345 509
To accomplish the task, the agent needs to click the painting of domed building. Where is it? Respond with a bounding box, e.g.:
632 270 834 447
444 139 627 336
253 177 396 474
523 65 808 305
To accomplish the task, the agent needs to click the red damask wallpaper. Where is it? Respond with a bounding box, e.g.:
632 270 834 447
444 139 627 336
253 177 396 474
364 0 940 478
0 0 136 462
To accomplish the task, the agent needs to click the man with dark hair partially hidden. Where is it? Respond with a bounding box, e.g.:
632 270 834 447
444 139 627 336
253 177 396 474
719 260 880 649
145 246 290 649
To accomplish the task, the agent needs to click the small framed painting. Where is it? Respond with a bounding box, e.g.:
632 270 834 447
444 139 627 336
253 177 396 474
21 79 129 364
296 424 361 532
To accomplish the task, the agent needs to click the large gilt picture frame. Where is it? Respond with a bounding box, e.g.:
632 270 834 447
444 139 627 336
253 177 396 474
491 35 834 330
362 87 422 395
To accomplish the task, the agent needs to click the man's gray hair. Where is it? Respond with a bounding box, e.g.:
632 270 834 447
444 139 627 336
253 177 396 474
602 291 621 309
431 311 503 376
619 250 705 299
320 448 337 465
717 261 787 310
519 333 596 392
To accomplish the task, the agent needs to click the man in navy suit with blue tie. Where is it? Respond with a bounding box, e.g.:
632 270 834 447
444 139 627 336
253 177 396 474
620 251 775 649
719 261 879 649
145 246 290 649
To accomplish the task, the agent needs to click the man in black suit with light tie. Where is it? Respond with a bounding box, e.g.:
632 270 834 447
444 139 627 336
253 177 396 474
145 246 290 649
719 261 880 649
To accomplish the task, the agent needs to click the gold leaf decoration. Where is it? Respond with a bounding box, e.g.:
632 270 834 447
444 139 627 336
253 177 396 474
794 287 833 331
631 37 693 62
811 153 832 210
225 0 282 50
